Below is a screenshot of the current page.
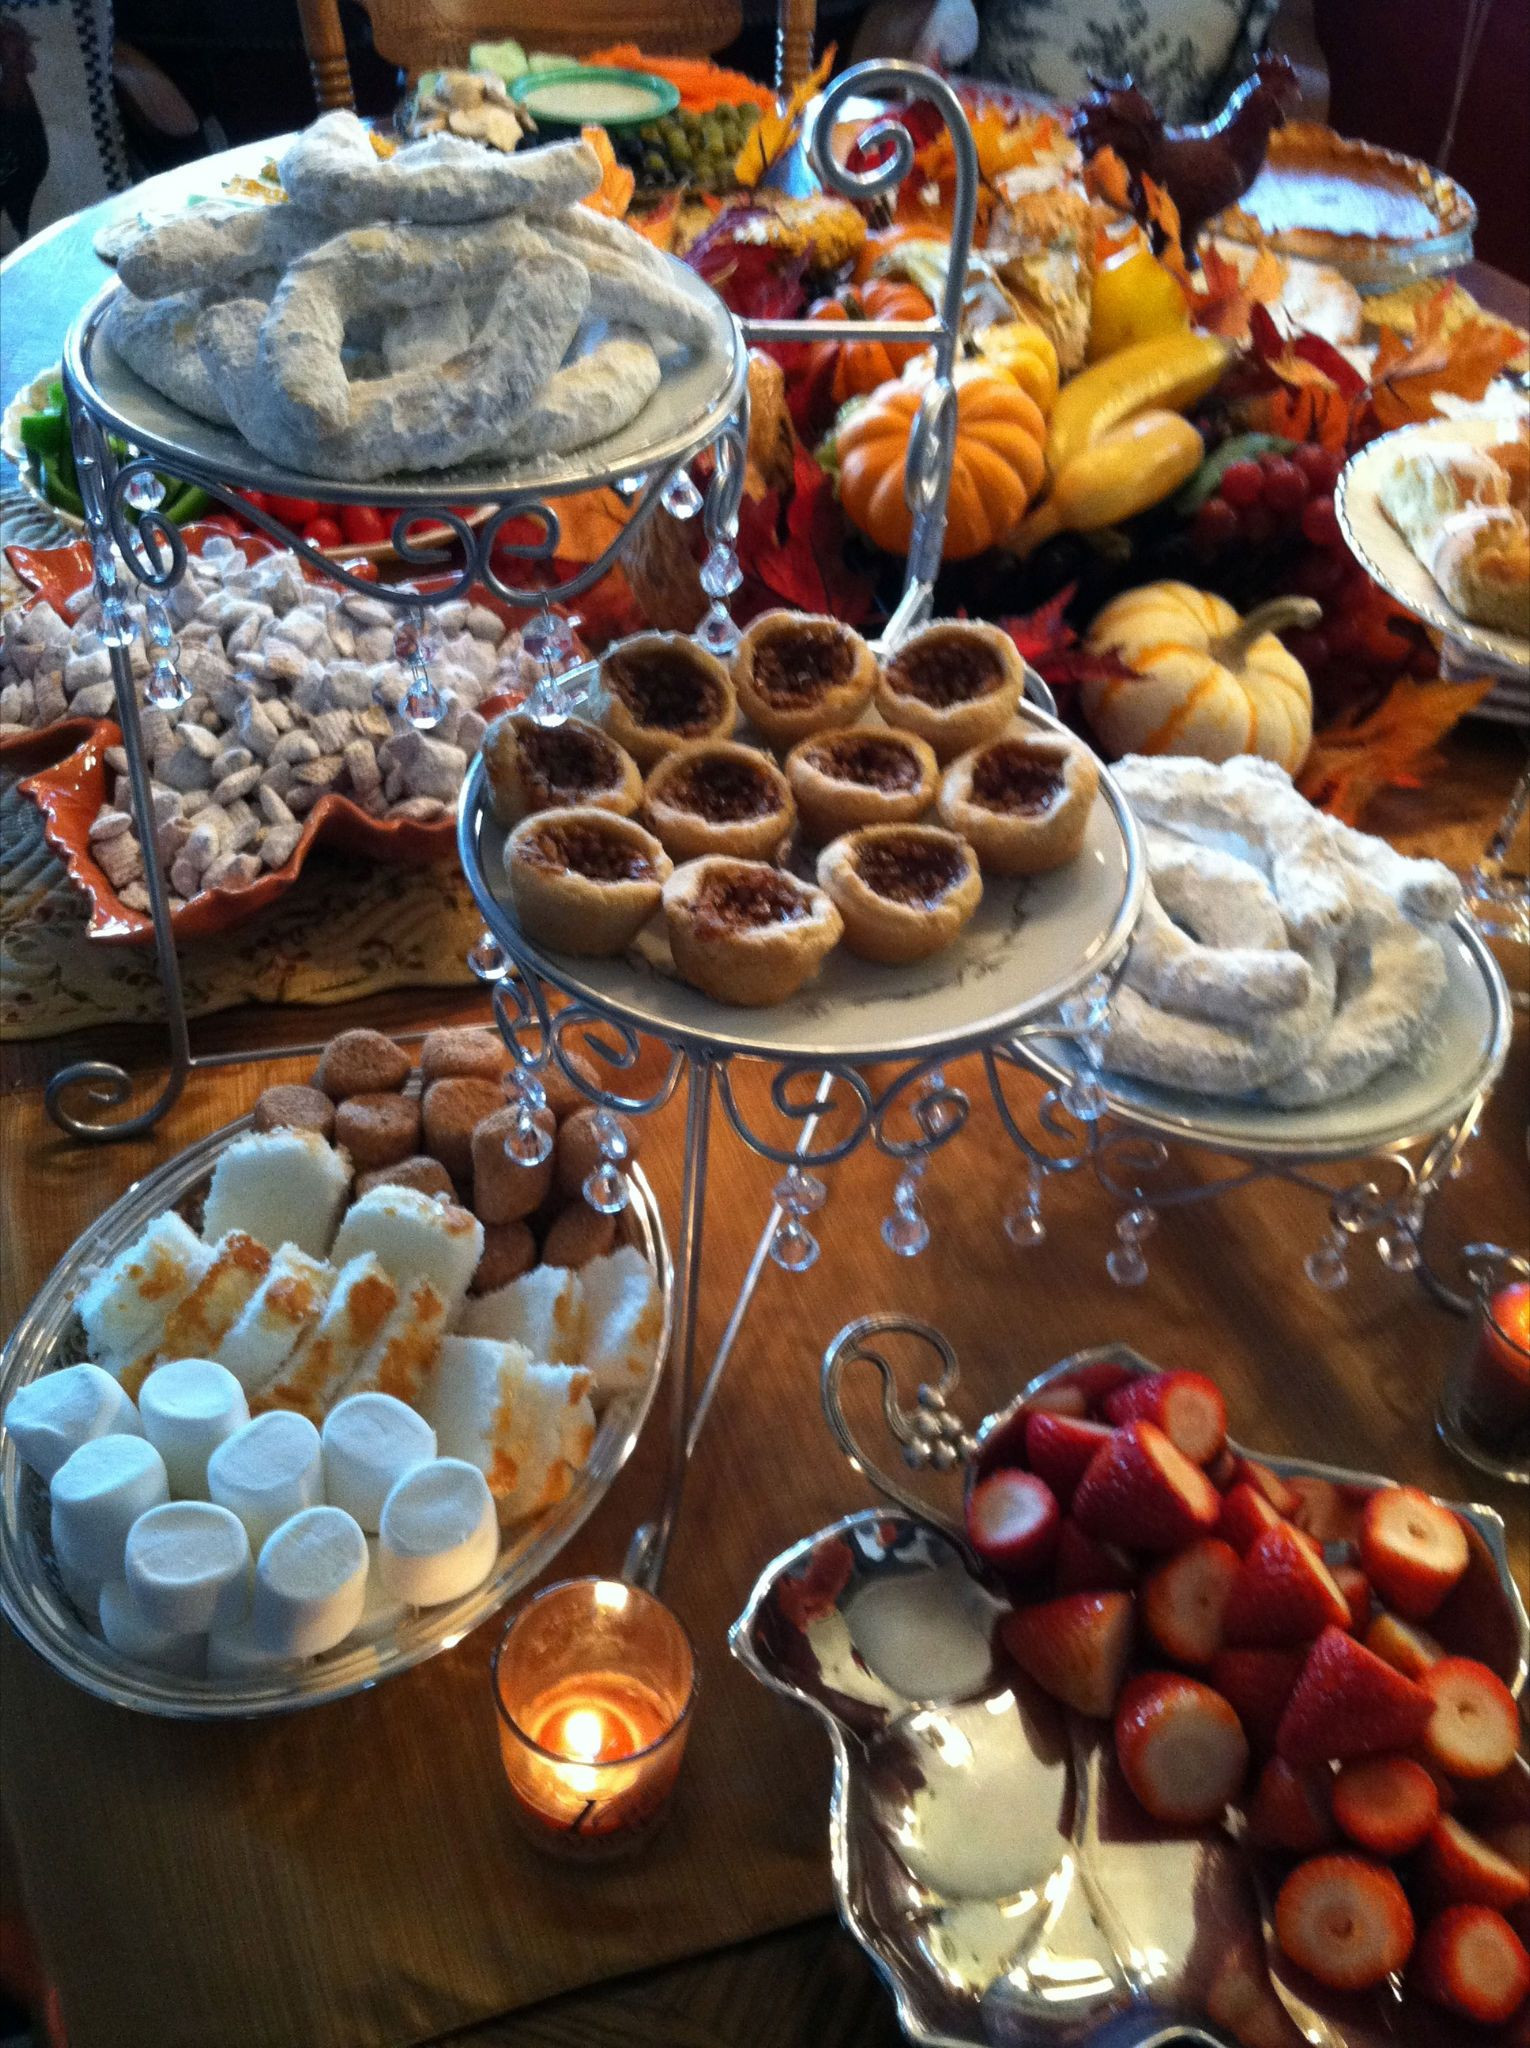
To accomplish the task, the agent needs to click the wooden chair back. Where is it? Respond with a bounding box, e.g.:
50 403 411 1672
295 0 821 106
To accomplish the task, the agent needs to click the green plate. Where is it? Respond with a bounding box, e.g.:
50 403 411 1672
508 65 680 137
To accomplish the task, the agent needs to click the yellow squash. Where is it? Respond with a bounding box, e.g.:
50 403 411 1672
1045 331 1231 477
972 321 1060 418
1083 583 1319 773
1010 410 1204 555
1088 238 1188 360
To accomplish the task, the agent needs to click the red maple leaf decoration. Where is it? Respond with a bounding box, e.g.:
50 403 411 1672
684 211 810 321
845 97 944 176
735 440 875 624
998 584 1137 693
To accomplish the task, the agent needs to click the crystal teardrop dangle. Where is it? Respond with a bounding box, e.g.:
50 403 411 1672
882 1162 931 1258
769 1165 826 1272
398 608 446 730
142 591 191 710
124 470 165 511
661 467 703 520
1004 1164 1047 1248
1304 1226 1350 1291
582 1109 631 1215
468 931 508 981
1106 1203 1155 1287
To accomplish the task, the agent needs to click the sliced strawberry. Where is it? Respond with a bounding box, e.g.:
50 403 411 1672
1232 1455 1298 1517
1142 1537 1240 1666
1114 1670 1249 1825
1486 1821 1530 1883
1023 1413 1113 1505
1053 1518 1136 1595
1102 1371 1228 1464
1277 1627 1434 1765
1217 1481 1284 1555
1274 1853 1415 1991
1205 1941 1300 2048
971 1404 1033 1474
1333 1565 1372 1634
1331 1754 1439 1856
1364 1611 1443 1680
1206 1447 1241 1493
1023 1381 1089 1418
1072 1421 1220 1552
965 1468 1059 1578
1285 1474 1353 1546
1414 1905 1530 2025
1246 1755 1337 1853
1424 1816 1530 1911
1418 1657 1519 1779
1359 1486 1470 1620
1000 1591 1134 1718
1223 1524 1353 1648
1211 1647 1307 1753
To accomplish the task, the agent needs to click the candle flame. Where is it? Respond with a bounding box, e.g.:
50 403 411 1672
562 1709 608 1762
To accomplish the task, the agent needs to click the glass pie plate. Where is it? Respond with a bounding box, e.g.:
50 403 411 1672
732 1334 1528 2048
0 1113 672 1719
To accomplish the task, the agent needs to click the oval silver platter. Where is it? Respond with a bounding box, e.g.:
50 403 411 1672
1021 912 1511 1163
0 1114 672 1719
732 1344 1528 2048
458 704 1146 1066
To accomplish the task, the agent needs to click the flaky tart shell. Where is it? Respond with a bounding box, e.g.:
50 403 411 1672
873 619 1026 762
785 726 939 841
662 856 842 1006
643 741 796 863
483 711 642 827
599 632 738 771
505 805 672 957
938 730 1099 876
816 823 982 965
732 609 877 747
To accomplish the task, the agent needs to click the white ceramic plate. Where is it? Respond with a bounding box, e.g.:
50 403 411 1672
1021 914 1512 1161
458 704 1145 1066
1337 417 1530 675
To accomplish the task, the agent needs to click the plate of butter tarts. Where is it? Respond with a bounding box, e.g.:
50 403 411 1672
598 632 737 769
938 730 1099 876
732 610 877 748
643 741 795 863
461 692 1142 1064
817 824 982 965
873 619 1027 761
662 857 842 1007
786 727 939 842
483 712 642 827
504 806 672 956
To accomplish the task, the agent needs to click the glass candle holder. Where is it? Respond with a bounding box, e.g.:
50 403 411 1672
492 1576 696 1858
1438 1247 1530 1485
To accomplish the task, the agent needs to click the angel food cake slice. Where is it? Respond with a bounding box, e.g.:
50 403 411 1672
341 1276 449 1412
255 1253 398 1423
578 1247 664 1399
118 1231 273 1395
214 1245 336 1396
330 1185 482 1328
201 1128 351 1260
428 1336 595 1524
456 1262 583 1363
79 1212 216 1374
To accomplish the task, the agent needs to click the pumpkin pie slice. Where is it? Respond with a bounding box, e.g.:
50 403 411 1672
662 856 841 1006
817 823 981 965
505 806 672 956
643 741 795 862
939 731 1098 875
786 726 938 841
483 712 641 827
732 610 876 747
599 633 736 770
874 620 1025 761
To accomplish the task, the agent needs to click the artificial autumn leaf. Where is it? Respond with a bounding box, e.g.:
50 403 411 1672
1140 173 1187 275
684 209 810 320
998 584 1139 694
734 45 835 188
845 96 943 176
546 488 628 564
1188 242 1286 339
1231 303 1366 449
1298 673 1496 823
578 127 634 219
631 192 682 252
1369 285 1524 433
735 439 874 624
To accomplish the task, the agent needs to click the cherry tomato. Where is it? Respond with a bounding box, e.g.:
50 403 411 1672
301 515 344 550
197 514 246 540
267 494 321 526
339 504 389 546
241 490 270 515
343 557 381 582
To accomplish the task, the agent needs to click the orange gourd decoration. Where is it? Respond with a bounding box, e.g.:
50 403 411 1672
851 222 932 284
837 365 1047 561
806 282 934 405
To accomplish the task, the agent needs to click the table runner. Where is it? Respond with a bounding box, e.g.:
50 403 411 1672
3 1036 1525 2048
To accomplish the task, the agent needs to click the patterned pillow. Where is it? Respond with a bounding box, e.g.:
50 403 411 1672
0 0 130 255
976 0 1282 123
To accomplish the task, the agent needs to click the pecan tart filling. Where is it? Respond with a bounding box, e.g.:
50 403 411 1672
505 806 672 957
733 610 876 746
873 619 1025 762
786 726 938 841
817 823 982 966
938 731 1099 877
662 856 842 1007
483 711 640 828
643 742 794 863
600 633 737 770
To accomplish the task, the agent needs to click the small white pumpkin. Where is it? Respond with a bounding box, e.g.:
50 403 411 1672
1083 582 1318 773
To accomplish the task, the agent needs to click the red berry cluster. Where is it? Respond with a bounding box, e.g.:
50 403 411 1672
1193 442 1343 559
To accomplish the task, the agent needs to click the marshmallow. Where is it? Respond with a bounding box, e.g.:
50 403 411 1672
50 1434 170 1585
457 1263 583 1363
98 1577 208 1678
138 1358 250 1498
206 1409 323 1550
207 1615 305 1678
429 1337 594 1525
330 1185 483 1327
201 1128 351 1259
124 1500 252 1634
347 1538 409 1645
257 1254 397 1423
377 1458 498 1607
253 1505 368 1656
56 1551 108 1618
214 1243 334 1394
320 1392 436 1533
4 1364 142 1481
78 1211 214 1364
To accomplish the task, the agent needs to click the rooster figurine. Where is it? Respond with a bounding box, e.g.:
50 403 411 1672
1072 52 1300 261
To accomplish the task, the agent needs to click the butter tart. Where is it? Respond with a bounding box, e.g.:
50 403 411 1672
483 712 641 827
785 726 938 842
662 857 842 1007
817 824 981 965
643 742 795 863
600 633 736 770
732 610 877 747
938 731 1099 876
874 620 1025 762
505 806 672 957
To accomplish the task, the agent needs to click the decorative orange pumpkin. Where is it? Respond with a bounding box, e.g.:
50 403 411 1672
837 365 1047 561
806 282 935 405
851 222 932 285
1083 584 1318 772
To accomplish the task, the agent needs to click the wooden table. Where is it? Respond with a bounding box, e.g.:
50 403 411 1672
2 724 1526 2048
